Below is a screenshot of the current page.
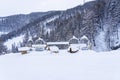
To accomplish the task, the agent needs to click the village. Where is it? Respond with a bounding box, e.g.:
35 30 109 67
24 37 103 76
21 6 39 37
18 35 92 54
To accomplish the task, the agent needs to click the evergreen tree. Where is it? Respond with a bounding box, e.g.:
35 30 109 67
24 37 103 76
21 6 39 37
0 42 7 55
11 43 18 53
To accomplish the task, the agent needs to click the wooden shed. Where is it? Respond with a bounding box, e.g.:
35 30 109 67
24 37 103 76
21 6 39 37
18 47 30 55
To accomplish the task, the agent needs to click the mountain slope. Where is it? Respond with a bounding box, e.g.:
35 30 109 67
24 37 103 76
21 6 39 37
0 11 61 42
1 0 120 51
0 12 53 32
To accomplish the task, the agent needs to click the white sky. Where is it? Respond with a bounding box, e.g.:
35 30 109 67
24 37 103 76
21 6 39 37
0 0 93 17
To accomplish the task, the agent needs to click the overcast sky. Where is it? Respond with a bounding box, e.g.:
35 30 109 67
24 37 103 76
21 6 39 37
0 0 93 17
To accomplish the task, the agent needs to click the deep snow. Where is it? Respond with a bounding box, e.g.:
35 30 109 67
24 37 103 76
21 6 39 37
0 50 120 80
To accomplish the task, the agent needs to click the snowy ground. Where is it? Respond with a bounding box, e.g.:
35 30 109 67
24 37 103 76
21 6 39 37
0 50 120 80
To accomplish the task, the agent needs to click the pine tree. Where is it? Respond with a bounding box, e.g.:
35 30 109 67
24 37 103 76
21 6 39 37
0 42 7 55
11 43 18 53
22 31 29 47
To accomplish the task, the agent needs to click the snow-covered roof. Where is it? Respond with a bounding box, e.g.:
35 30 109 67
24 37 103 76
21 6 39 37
47 42 69 45
69 36 79 44
32 44 46 48
72 36 79 40
36 37 44 41
28 37 33 42
35 37 45 44
49 46 59 51
80 35 88 40
18 47 30 51
69 36 79 41
80 35 89 44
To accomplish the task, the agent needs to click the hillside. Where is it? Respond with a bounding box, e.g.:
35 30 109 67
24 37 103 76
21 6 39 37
0 12 53 32
0 0 120 52
0 11 61 41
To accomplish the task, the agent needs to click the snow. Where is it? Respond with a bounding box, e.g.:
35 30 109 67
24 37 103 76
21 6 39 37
35 37 45 43
47 42 69 45
43 16 59 34
4 35 24 50
32 44 46 48
44 16 59 24
80 35 88 40
95 24 110 52
45 27 51 34
68 44 79 52
18 47 30 51
0 50 120 80
71 36 79 40
69 36 79 44
0 32 8 36
28 36 33 42
32 44 46 51
0 18 6 21
95 31 107 51
79 43 87 49
49 46 59 52
37 37 44 41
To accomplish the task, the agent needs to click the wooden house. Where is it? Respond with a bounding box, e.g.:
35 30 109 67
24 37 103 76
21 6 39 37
79 35 91 50
68 36 80 53
18 47 30 55
27 37 33 47
69 36 79 44
32 37 46 51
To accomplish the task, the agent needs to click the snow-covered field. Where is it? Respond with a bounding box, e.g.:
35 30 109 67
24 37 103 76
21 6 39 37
0 50 120 80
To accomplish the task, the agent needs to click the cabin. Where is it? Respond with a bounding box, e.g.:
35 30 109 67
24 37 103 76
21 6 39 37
32 37 46 51
80 35 89 44
69 36 79 44
27 37 33 47
35 37 45 44
79 35 90 50
18 47 30 55
68 36 80 53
